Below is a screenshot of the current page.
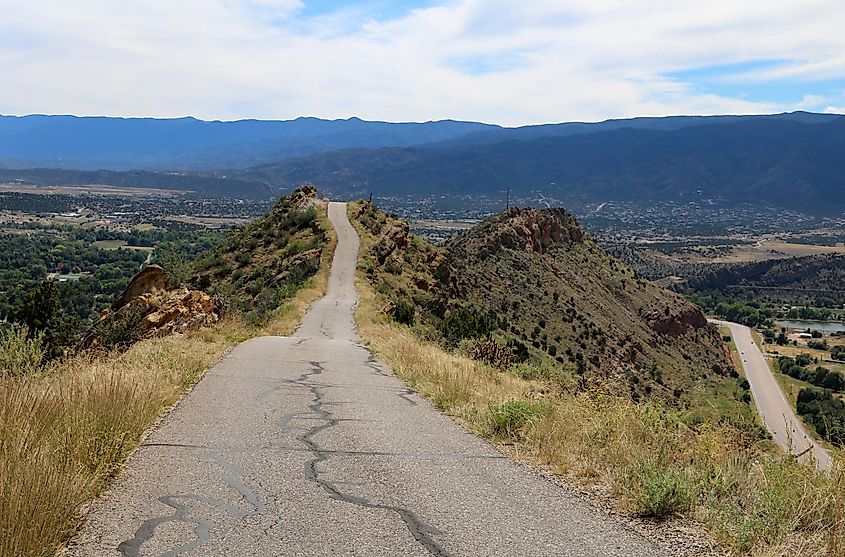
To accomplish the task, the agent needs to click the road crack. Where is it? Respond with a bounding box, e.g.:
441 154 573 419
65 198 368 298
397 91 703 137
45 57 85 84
293 360 455 557
117 453 265 557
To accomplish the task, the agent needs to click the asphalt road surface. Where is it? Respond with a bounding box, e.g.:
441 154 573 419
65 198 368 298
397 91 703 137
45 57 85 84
711 320 833 472
69 202 664 557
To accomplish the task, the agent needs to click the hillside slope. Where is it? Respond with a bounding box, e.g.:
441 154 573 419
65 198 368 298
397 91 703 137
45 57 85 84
681 254 845 306
192 186 330 323
352 203 746 422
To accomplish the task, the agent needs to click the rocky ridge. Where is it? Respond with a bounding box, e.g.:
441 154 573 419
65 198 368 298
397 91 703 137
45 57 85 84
354 202 744 420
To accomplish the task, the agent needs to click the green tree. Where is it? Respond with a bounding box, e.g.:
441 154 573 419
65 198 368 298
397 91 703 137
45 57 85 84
12 280 80 359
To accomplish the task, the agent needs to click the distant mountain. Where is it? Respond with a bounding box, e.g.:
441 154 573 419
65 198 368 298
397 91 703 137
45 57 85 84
0 115 499 170
3 111 844 214
438 110 841 147
244 114 845 214
2 111 838 173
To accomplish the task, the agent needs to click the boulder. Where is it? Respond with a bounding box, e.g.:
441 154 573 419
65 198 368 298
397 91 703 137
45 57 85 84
114 265 167 309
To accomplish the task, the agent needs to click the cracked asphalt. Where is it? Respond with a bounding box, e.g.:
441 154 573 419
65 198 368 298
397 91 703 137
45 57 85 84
68 202 665 557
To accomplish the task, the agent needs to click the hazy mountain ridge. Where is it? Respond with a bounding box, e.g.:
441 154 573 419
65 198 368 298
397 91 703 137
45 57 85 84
2 112 844 214
0 114 498 170
248 115 845 213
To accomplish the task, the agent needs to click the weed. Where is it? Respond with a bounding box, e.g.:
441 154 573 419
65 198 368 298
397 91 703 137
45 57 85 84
487 399 550 439
621 457 696 517
0 326 45 377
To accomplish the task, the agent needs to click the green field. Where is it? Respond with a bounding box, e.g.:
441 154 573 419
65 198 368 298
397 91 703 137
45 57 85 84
92 239 127 249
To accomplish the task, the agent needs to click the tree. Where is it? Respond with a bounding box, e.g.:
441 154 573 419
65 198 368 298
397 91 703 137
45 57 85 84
12 280 80 360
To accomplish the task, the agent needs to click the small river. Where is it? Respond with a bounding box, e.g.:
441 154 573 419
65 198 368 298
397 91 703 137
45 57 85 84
775 319 845 333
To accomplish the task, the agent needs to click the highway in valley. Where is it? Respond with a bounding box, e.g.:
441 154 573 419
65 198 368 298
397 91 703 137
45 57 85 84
68 202 663 557
711 320 833 472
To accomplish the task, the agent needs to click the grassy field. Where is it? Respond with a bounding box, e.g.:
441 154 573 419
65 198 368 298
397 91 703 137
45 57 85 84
352 211 844 556
0 204 336 557
92 239 128 249
674 239 845 265
763 342 831 361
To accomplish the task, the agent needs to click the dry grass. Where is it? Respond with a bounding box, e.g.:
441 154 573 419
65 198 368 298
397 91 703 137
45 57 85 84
0 320 245 557
0 204 336 557
355 257 845 556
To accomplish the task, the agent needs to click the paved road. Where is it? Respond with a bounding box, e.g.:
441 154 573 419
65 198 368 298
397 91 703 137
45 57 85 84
711 320 833 472
69 202 663 557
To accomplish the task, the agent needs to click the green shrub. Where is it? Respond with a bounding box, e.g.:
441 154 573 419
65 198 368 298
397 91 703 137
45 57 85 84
393 299 415 326
486 399 550 439
0 326 46 377
622 457 696 517
440 305 497 346
88 308 144 351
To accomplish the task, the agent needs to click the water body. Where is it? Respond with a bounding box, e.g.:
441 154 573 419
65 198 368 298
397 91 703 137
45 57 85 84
776 320 845 333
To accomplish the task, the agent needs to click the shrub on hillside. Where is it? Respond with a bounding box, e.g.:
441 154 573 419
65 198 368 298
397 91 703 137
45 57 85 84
12 280 80 360
486 399 551 439
440 305 497 346
471 338 514 369
392 299 415 326
622 457 696 517
796 387 845 445
88 308 144 351
0 325 45 377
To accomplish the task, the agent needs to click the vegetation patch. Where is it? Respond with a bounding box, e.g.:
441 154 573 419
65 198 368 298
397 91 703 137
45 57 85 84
192 188 328 325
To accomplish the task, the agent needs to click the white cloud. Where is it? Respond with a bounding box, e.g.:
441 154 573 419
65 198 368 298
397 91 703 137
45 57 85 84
1 0 844 124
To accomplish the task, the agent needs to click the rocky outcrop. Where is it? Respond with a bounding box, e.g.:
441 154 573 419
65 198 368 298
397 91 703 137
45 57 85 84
113 264 167 309
487 208 584 255
89 266 223 348
137 289 221 335
289 185 318 209
647 306 708 337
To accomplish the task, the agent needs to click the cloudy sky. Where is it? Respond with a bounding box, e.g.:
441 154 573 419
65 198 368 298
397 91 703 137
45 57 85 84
2 0 845 125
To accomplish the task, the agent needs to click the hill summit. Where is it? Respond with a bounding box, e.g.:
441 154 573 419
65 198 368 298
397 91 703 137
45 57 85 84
353 203 744 421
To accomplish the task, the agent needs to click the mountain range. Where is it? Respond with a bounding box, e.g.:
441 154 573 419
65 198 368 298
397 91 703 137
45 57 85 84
0 114 496 170
1 111 844 213
244 115 845 213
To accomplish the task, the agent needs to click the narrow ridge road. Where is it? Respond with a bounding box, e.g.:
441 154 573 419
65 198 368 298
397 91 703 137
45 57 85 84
69 202 664 557
711 319 832 472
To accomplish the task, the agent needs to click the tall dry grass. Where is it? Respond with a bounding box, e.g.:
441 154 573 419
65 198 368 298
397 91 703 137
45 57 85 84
355 273 845 556
0 321 244 557
0 204 337 557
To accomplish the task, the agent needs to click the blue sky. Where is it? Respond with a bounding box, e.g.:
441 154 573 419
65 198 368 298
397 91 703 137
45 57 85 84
666 60 845 108
1 1 844 125
299 0 430 18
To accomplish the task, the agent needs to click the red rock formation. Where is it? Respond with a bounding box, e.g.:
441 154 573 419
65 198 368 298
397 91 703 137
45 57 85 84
648 306 707 337
496 208 583 254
